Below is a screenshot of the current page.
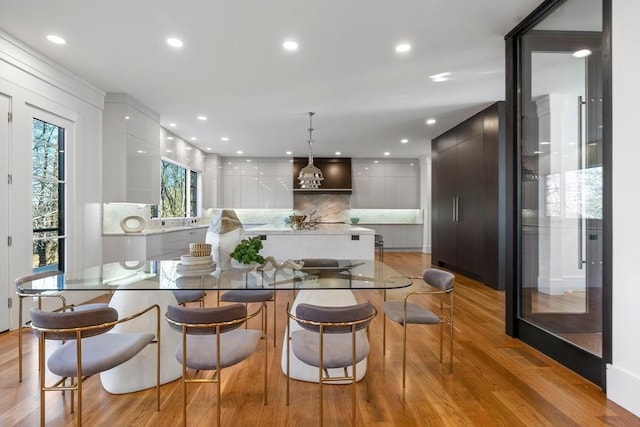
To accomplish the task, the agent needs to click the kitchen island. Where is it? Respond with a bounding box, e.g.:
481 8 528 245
243 223 375 260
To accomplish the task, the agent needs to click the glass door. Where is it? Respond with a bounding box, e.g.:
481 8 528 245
513 0 606 386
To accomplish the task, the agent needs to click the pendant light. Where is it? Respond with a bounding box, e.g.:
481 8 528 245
298 112 324 189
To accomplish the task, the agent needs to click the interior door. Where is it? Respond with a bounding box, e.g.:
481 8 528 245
0 93 10 332
456 134 484 275
515 0 604 386
432 145 458 267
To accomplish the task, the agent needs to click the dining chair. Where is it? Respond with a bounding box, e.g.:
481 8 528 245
15 270 108 382
173 290 206 307
382 268 455 387
29 304 161 426
218 288 275 346
286 301 377 427
165 302 267 427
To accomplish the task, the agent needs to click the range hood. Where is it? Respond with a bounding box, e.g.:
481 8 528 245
292 157 352 193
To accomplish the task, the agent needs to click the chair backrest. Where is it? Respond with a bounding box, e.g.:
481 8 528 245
423 269 455 291
166 303 247 335
15 270 63 293
299 259 339 268
30 306 118 340
295 302 376 334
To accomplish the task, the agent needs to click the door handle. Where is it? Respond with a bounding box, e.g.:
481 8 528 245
452 197 460 222
453 197 457 222
577 95 587 270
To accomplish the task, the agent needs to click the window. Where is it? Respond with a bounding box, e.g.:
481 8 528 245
32 118 65 271
157 160 199 218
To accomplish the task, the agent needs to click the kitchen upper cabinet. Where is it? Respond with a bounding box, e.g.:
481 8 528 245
103 94 161 204
350 159 420 208
221 158 292 208
431 102 502 289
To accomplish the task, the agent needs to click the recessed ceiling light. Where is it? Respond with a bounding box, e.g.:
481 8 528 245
185 146 192 150
236 150 243 155
246 159 252 162
539 141 550 145
166 37 183 48
426 118 436 125
197 115 207 121
384 152 391 156
167 136 174 140
169 123 176 127
429 72 451 82
283 40 298 51
190 137 197 141
221 137 229 141
395 43 411 53
136 150 147 154
125 116 130 120
401 139 409 144
573 49 592 58
206 147 212 151
335 151 342 155
46 35 66 45
534 151 544 154
286 151 292 155
373 161 379 164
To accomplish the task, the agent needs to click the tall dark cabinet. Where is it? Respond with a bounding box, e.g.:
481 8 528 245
432 102 503 289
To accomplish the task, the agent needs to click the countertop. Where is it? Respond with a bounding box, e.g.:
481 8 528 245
243 223 375 235
103 224 209 236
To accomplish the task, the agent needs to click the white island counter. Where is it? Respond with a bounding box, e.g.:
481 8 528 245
243 223 375 260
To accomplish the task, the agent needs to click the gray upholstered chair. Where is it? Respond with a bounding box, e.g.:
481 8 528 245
219 271 276 346
286 301 377 427
15 270 107 382
382 268 455 387
165 303 267 427
29 304 161 426
173 290 206 307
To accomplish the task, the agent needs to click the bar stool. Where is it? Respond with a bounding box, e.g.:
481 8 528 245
374 234 384 261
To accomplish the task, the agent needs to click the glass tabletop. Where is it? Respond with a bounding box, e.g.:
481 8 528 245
17 259 413 292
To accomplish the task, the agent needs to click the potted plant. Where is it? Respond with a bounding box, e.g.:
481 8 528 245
230 236 265 268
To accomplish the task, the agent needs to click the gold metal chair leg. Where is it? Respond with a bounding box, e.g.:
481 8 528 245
18 296 24 382
402 323 407 388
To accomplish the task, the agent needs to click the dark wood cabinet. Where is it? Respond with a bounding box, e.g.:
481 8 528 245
292 157 352 192
432 102 503 289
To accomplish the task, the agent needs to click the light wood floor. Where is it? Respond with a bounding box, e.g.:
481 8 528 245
1 253 638 426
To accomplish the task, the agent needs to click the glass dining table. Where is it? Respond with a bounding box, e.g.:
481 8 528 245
18 259 413 392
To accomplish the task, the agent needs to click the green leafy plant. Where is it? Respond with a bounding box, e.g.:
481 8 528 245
230 236 265 265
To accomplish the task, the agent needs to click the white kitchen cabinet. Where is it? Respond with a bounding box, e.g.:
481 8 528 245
221 158 293 208
350 159 420 209
103 93 161 204
366 224 422 250
102 227 208 263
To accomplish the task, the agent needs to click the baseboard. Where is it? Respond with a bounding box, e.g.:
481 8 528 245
606 364 640 417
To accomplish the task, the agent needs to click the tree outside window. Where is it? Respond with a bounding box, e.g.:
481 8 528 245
32 118 65 271
158 160 199 218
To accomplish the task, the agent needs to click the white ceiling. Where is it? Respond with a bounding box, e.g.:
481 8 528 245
0 0 544 159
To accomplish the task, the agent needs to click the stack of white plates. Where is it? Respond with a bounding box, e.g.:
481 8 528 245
176 255 216 276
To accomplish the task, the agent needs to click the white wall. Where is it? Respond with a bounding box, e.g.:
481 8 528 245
0 31 105 329
607 0 640 417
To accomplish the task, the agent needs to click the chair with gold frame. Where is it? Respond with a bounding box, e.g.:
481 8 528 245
29 304 161 426
382 268 455 387
15 270 107 382
165 302 267 427
286 301 377 427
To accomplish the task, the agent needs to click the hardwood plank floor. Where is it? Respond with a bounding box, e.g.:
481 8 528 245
1 253 638 426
